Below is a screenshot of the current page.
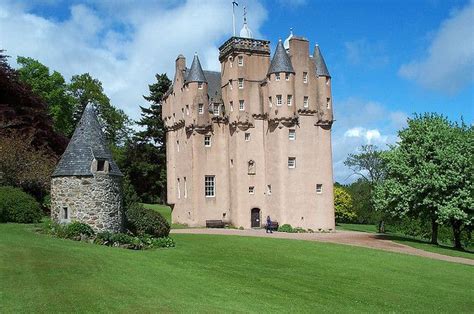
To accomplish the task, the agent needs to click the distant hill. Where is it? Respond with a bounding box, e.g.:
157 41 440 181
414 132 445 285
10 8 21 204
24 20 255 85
0 53 68 157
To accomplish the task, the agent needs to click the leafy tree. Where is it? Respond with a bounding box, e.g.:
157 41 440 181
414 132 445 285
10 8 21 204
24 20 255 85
344 145 385 184
346 179 381 224
334 185 356 223
16 56 74 136
373 113 473 247
68 73 132 145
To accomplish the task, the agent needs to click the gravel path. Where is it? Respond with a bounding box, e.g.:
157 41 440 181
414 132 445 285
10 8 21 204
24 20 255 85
171 228 474 266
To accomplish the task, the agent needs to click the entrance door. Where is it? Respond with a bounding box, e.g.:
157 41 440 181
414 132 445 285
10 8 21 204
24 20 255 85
251 208 261 228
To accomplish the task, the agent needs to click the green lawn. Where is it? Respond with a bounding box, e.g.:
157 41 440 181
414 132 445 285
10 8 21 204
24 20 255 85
337 223 379 233
1 224 473 312
142 203 172 222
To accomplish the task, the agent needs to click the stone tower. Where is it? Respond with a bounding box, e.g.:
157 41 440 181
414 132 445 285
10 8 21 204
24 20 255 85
50 104 123 232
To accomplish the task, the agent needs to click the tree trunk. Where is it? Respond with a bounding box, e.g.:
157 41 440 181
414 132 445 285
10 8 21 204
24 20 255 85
430 217 438 245
452 220 463 250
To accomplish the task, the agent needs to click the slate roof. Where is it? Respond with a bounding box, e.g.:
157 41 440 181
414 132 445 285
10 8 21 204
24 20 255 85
52 104 123 177
185 54 207 83
268 40 295 75
183 68 222 103
313 44 330 77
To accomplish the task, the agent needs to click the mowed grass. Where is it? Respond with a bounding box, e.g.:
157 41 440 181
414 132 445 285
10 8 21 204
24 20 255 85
1 224 473 312
142 203 172 222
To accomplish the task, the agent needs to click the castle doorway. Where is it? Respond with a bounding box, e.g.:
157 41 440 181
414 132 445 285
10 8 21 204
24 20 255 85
251 208 261 228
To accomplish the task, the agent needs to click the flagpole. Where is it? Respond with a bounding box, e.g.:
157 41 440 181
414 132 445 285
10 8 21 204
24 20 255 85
232 2 236 36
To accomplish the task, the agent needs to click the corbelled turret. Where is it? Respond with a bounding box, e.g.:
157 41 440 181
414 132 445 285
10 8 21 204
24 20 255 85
313 44 330 77
268 40 295 75
185 54 207 83
52 104 122 177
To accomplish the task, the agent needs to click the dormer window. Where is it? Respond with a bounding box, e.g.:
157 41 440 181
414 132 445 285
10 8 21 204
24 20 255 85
198 82 203 89
275 73 281 81
213 104 220 116
96 159 107 172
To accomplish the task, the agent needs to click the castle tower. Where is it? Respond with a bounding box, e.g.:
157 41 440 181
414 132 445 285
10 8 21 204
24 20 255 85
50 104 123 232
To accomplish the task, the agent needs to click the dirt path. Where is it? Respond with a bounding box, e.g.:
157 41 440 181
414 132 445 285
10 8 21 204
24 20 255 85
171 228 474 266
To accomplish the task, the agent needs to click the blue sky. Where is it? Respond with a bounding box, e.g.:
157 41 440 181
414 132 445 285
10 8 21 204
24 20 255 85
1 0 473 182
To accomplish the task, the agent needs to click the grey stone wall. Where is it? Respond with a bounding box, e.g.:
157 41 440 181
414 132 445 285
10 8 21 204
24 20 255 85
51 175 122 232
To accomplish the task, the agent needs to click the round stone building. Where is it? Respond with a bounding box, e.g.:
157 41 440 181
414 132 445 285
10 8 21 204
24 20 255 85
51 104 123 232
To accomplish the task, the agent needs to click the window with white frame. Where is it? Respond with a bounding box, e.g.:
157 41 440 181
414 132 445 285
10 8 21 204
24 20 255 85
303 72 308 83
238 78 244 89
229 80 233 90
230 101 234 112
245 132 250 141
238 55 243 66
249 186 255 194
198 103 204 114
186 105 189 115
303 96 309 108
205 175 215 197
316 184 323 194
177 178 181 199
275 73 280 81
276 95 282 106
267 184 272 195
288 157 296 168
239 100 245 111
204 135 211 147
184 177 187 198
287 95 293 106
268 96 272 108
285 73 290 81
289 129 296 141
213 104 220 116
326 97 331 109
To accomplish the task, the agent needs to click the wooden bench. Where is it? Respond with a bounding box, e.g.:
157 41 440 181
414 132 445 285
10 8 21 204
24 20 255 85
206 220 225 228
265 221 279 231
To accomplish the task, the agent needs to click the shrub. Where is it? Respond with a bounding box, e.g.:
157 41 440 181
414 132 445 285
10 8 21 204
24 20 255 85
293 227 307 233
0 186 43 223
125 203 170 237
152 237 176 248
63 222 95 239
94 232 175 250
278 224 293 233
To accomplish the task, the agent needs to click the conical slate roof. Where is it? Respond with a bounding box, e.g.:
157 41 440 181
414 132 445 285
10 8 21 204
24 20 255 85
52 104 123 177
185 54 207 83
313 44 330 77
268 40 295 75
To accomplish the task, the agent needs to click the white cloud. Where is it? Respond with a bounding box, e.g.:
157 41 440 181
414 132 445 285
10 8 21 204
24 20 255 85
344 39 389 67
0 0 267 120
399 1 474 94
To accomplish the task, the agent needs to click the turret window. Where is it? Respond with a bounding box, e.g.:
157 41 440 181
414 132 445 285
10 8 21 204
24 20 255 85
285 73 290 81
204 135 211 147
230 101 234 112
267 185 272 195
177 140 180 152
239 100 245 111
326 97 331 109
288 157 296 169
275 73 281 81
268 96 272 108
238 55 244 66
303 96 309 108
316 184 323 194
186 105 190 115
229 80 233 90
245 132 250 141
287 95 293 106
276 95 282 106
303 72 308 83
213 104 220 116
198 82 203 89
289 129 296 141
198 103 204 114
62 207 69 220
238 78 244 89
326 77 330 85
96 159 107 172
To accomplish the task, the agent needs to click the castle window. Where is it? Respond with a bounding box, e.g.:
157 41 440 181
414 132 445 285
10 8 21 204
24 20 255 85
230 101 234 112
204 135 211 147
184 177 187 199
198 103 204 114
181 108 185 118
288 157 296 169
186 105 189 115
62 207 69 220
229 80 233 90
303 96 309 108
303 72 308 83
205 175 215 197
249 186 255 194
276 95 282 106
177 140 180 152
245 132 250 141
238 78 244 89
289 129 296 141
248 160 256 175
268 96 272 108
275 73 280 81
198 82 203 89
316 184 323 194
177 178 181 199
238 55 244 66
285 73 290 81
230 159 234 167
173 113 176 123
239 100 245 111
213 104 220 116
287 95 293 106
326 77 330 85
267 185 272 195
97 159 106 172
326 97 331 109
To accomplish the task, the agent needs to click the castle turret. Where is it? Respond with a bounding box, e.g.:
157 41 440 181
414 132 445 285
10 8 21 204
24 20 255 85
185 54 210 128
51 104 123 232
313 44 333 124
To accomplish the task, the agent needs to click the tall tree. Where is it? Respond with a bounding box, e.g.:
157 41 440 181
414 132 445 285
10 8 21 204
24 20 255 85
373 113 473 247
68 73 131 145
120 73 171 203
334 185 356 223
344 145 385 184
16 56 74 136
